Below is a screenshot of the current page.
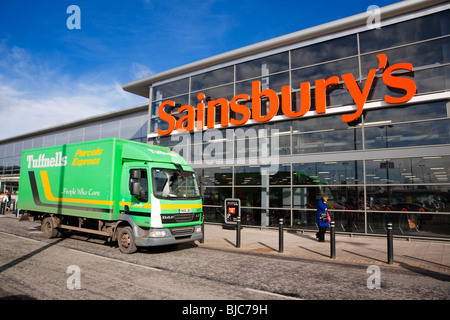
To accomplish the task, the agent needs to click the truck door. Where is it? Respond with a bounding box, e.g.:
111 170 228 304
120 165 151 227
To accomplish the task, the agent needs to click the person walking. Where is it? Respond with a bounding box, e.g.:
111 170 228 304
316 196 330 242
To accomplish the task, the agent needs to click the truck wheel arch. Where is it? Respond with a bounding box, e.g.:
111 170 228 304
114 214 146 241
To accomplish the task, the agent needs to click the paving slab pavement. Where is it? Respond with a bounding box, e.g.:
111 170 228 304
198 223 450 275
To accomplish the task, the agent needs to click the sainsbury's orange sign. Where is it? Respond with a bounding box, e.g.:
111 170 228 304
157 54 416 136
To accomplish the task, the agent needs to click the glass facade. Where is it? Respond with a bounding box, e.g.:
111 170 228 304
149 8 450 238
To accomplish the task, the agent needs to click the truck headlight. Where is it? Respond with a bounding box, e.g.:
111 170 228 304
194 225 202 233
149 230 168 237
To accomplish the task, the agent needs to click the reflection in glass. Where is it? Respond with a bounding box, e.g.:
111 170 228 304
269 187 291 208
235 166 261 185
236 52 289 81
236 72 289 96
292 114 362 154
191 66 234 91
152 78 189 100
359 11 450 54
360 38 450 76
366 185 449 212
293 161 363 185
291 35 358 68
270 164 291 185
291 57 359 86
235 187 263 207
365 119 450 149
364 101 447 123
203 187 232 206
365 156 450 185
203 167 232 186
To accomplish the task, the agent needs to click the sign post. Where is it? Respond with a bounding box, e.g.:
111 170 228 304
225 199 241 247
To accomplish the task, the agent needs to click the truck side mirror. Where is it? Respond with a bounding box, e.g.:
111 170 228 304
130 181 141 197
130 169 141 179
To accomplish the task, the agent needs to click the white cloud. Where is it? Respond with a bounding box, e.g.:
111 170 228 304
131 62 153 79
0 45 147 140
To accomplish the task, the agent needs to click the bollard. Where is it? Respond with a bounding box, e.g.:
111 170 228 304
387 222 394 264
330 220 336 259
279 218 284 253
236 217 241 248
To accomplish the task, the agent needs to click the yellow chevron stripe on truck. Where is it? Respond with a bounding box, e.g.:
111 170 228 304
40 171 114 206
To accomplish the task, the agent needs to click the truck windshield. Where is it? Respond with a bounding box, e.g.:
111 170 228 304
152 168 200 199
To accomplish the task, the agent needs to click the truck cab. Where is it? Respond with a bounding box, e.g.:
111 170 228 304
118 161 203 253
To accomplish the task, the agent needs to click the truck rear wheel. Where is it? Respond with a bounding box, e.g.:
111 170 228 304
117 226 137 254
42 217 58 239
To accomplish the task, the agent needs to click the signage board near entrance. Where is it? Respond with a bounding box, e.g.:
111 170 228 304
224 198 240 224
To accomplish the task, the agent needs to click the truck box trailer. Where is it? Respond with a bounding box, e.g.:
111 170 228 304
18 138 203 253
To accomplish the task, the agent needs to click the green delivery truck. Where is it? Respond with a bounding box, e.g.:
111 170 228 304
18 138 203 253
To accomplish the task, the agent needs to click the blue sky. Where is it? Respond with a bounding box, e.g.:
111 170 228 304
0 0 399 139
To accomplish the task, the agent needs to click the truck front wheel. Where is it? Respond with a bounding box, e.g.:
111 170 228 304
42 217 58 239
117 226 137 254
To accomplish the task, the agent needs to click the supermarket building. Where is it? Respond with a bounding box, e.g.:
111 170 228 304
1 0 449 239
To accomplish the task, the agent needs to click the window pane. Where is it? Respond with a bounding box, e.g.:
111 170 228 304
366 185 450 213
235 187 263 207
291 57 359 85
236 52 289 81
203 206 224 223
365 156 450 185
236 72 289 96
203 187 232 206
360 38 450 76
291 34 358 68
269 187 291 207
235 166 261 185
292 115 362 154
152 78 189 100
359 10 450 53
235 137 259 160
203 166 232 186
292 186 342 209
293 161 363 185
270 164 291 185
264 121 291 155
365 119 450 149
241 208 262 225
364 101 447 123
191 66 234 91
